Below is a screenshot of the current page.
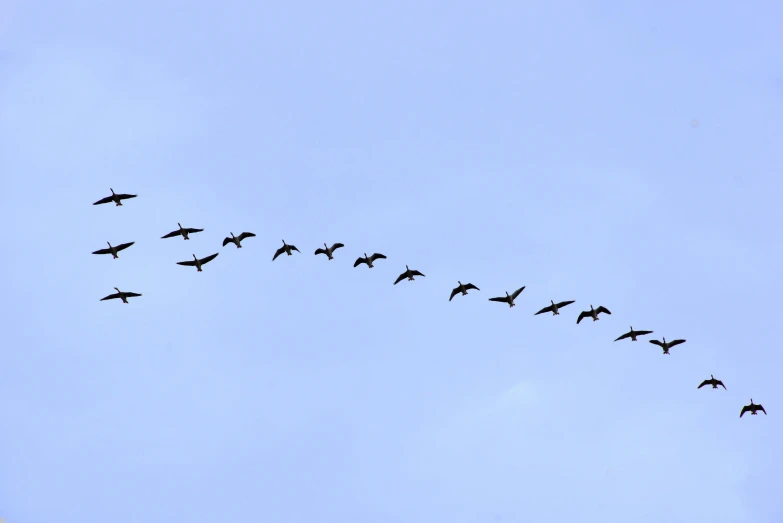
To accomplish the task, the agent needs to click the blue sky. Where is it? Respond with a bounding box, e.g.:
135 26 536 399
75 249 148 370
1 1 782 521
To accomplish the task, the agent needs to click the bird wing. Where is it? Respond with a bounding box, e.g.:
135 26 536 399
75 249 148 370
394 273 406 285
740 405 750 418
116 193 137 200
759 405 767 415
315 248 326 256
177 260 197 266
222 237 232 247
114 242 134 252
369 253 386 262
557 300 575 308
596 306 611 315
649 340 663 347
464 283 479 291
162 230 182 238
614 332 631 341
92 248 111 255
489 297 507 303
636 330 653 336
669 339 686 347
289 245 300 252
237 232 256 241
184 228 204 234
449 288 459 301
273 247 285 260
353 257 366 267
330 243 344 251
511 286 525 299
199 253 219 265
411 270 425 277
717 380 726 390
535 305 553 315
124 292 142 298
93 196 113 205
100 293 120 300
576 311 588 324
697 380 709 389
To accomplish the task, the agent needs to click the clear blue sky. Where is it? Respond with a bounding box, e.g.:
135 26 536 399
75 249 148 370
1 1 782 522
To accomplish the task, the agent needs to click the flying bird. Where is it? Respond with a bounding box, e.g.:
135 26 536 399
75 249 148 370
92 241 135 259
162 223 204 240
698 375 726 390
223 232 256 248
273 240 300 261
93 188 137 206
449 281 480 301
488 286 525 308
176 253 219 272
614 326 653 342
314 242 345 260
535 299 575 316
394 265 425 285
576 305 611 324
354 252 386 268
649 337 686 355
100 287 141 303
740 399 767 417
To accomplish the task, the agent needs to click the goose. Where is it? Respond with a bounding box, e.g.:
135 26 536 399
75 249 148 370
354 252 387 268
100 287 142 303
222 232 256 248
698 375 726 390
176 253 219 272
272 240 300 261
535 299 575 316
93 188 137 206
162 223 204 240
488 286 525 308
314 242 345 260
394 265 425 285
614 326 653 342
576 305 611 324
92 241 135 259
740 399 767 417
649 337 686 355
449 281 480 301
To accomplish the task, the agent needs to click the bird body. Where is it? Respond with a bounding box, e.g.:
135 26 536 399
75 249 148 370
273 240 300 261
223 232 256 248
100 287 141 303
615 326 653 342
394 265 425 285
93 188 137 206
698 375 726 390
535 299 575 316
577 304 611 324
740 399 767 417
449 281 480 301
354 252 386 268
92 241 134 259
177 253 219 272
315 242 345 260
489 286 525 308
649 337 686 355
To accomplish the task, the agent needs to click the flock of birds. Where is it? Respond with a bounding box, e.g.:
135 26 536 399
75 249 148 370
91 188 769 419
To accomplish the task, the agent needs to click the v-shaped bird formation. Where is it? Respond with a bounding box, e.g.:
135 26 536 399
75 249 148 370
91 188 767 420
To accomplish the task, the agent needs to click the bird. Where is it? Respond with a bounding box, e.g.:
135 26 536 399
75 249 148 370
93 188 137 206
449 281 480 301
314 242 345 260
273 240 300 261
614 326 653 342
161 223 204 240
698 375 726 390
394 265 425 285
176 253 219 272
354 252 387 268
488 286 525 308
535 299 576 316
576 305 611 324
649 337 686 355
100 287 142 303
222 232 256 248
740 399 767 417
92 241 134 259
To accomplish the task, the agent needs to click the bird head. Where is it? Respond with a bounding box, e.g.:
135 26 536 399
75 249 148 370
458 281 462 286
364 253 368 258
110 188 115 194
114 287 120 292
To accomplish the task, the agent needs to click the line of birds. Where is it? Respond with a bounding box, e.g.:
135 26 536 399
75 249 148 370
90 188 768 419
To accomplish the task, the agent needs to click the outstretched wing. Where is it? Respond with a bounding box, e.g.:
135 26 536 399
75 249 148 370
717 380 726 390
489 297 507 303
369 253 386 262
740 405 750 418
199 253 219 265
114 242 134 252
93 195 113 205
636 330 653 336
394 273 406 285
464 283 479 291
237 232 256 241
669 339 686 348
116 193 137 200
100 293 121 301
161 230 181 239
124 292 142 298
697 380 709 389
315 248 327 256
614 331 632 342
759 405 767 415
177 260 197 267
272 247 285 261
510 286 525 299
449 288 460 301
410 270 425 277
289 245 300 252
596 306 611 315
92 248 111 255
330 243 344 251
184 228 204 234
354 257 367 267
222 237 232 247
576 311 588 324
556 300 575 309
649 340 664 347
535 305 553 315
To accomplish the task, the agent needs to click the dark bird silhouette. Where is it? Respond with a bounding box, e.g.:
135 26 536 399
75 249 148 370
698 375 726 390
100 287 141 303
162 223 204 240
314 242 345 260
223 232 256 248
449 281 480 301
93 188 137 206
576 305 611 324
273 240 300 261
176 253 219 272
92 241 134 259
535 299 575 316
488 286 525 308
649 337 686 355
354 252 386 268
394 265 425 285
740 399 767 417
614 326 654 342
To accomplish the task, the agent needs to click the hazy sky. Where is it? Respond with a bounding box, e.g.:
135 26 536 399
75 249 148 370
2 1 782 522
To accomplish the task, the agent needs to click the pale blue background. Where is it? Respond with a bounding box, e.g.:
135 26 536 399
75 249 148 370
1 1 782 522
